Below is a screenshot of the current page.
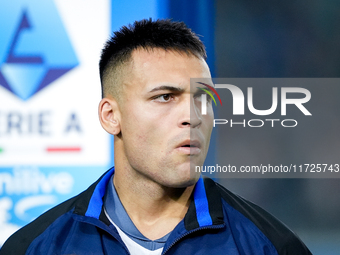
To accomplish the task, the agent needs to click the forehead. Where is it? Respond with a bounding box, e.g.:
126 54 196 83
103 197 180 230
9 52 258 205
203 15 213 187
123 48 211 91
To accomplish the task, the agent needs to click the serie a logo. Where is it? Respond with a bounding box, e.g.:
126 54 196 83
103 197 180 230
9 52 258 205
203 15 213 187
0 0 78 100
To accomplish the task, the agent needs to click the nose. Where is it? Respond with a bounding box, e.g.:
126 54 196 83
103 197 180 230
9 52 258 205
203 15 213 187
178 95 202 128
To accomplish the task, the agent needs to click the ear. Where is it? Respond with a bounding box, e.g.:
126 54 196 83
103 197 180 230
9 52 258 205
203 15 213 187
98 97 121 135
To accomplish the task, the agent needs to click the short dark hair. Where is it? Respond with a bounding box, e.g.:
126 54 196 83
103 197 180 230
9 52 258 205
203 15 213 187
99 18 207 98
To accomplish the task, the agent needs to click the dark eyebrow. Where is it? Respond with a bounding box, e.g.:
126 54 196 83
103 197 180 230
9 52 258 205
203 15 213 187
149 85 185 93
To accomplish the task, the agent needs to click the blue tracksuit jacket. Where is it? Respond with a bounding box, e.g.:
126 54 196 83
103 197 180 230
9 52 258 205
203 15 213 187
0 167 311 255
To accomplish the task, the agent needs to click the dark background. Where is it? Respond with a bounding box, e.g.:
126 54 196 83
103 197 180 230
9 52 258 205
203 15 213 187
213 0 340 253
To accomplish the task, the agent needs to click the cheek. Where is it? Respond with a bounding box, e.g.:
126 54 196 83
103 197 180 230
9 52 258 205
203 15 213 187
121 104 165 146
120 107 174 171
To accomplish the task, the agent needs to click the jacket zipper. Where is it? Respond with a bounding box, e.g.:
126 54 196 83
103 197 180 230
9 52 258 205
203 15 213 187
162 223 225 255
77 214 224 255
99 225 132 255
74 215 131 255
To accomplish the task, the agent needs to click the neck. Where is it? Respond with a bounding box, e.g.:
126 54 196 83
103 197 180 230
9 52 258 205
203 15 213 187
114 169 194 217
113 146 195 240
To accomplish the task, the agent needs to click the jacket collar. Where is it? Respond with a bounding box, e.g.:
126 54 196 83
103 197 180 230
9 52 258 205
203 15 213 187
75 168 224 231
84 167 114 219
184 176 224 230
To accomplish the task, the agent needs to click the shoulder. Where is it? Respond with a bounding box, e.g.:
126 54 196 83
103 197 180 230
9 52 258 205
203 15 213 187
206 178 312 255
0 193 80 255
0 170 111 255
0 175 101 255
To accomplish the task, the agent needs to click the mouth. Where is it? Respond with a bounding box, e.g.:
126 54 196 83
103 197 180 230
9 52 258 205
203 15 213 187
176 139 201 155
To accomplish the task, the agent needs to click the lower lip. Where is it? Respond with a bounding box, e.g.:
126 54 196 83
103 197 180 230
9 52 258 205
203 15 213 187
176 147 201 155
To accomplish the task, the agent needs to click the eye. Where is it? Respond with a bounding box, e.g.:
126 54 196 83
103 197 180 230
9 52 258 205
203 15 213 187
153 93 174 102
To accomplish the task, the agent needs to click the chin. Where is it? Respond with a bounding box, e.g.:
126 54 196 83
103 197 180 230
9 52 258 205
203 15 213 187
164 174 200 189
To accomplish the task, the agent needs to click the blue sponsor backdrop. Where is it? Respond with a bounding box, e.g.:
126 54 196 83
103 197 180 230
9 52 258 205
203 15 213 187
0 0 112 245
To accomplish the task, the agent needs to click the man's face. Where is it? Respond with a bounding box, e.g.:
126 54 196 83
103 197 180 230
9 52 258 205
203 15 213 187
116 48 214 188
